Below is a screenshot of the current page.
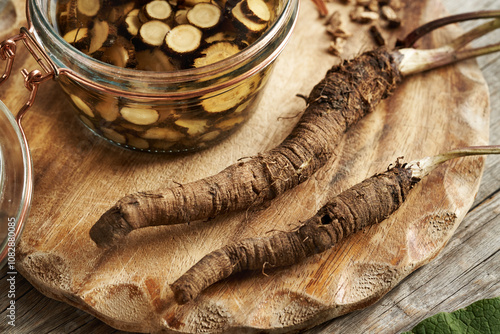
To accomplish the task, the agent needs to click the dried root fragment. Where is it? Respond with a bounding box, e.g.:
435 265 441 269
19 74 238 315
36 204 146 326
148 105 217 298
165 24 203 55
324 11 351 57
387 0 403 10
366 0 379 12
369 25 386 46
381 5 401 28
350 6 379 24
325 11 351 39
141 0 173 21
187 3 222 30
193 41 241 67
139 20 171 47
328 37 347 56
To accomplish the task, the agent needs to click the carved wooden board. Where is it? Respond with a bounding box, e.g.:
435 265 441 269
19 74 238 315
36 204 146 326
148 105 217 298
2 0 491 332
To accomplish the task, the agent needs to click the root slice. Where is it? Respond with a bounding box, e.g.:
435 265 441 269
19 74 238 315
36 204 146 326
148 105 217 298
187 3 222 30
193 41 241 68
165 24 203 54
241 0 271 23
139 20 171 47
231 1 268 33
142 0 173 21
77 0 100 17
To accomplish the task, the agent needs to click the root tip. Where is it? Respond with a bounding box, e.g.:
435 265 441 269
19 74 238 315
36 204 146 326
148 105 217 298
170 283 195 305
89 207 134 248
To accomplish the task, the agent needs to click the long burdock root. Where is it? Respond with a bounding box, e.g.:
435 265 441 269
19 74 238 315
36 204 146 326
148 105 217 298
90 48 402 248
170 146 500 304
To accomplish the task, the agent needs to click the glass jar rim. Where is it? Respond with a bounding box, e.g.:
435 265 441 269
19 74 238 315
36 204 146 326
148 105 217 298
28 0 299 86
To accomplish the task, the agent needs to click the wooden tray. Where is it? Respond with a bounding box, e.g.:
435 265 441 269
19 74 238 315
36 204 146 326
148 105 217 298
2 0 490 332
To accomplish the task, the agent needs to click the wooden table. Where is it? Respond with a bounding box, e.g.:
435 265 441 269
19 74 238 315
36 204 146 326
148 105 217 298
1 0 499 333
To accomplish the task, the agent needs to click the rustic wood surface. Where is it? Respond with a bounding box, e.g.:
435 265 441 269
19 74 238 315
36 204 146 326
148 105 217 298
1 0 499 333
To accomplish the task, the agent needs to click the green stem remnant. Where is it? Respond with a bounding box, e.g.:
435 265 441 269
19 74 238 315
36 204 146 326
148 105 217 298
90 11 500 249
170 146 500 304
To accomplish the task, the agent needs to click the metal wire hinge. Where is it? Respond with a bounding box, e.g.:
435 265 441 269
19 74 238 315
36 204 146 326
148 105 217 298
0 28 55 124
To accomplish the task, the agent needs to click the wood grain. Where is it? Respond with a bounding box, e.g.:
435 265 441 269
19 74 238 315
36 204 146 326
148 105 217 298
1 0 499 333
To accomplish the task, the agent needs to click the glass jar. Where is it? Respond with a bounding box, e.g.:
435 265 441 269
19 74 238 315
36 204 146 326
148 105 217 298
22 0 299 153
0 101 32 267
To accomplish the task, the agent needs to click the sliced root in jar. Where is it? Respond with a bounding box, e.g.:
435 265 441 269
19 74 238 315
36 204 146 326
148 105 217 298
70 94 95 117
95 99 120 122
101 127 127 144
165 24 202 55
175 119 208 136
120 106 160 125
204 31 237 44
231 1 268 34
141 0 173 21
142 127 185 141
136 49 176 71
187 3 222 30
63 27 90 51
77 0 101 17
139 20 171 47
199 130 221 142
79 115 96 131
193 41 241 68
123 8 142 38
100 36 138 68
201 73 261 113
88 19 118 55
126 134 150 150
241 0 271 23
215 114 245 131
